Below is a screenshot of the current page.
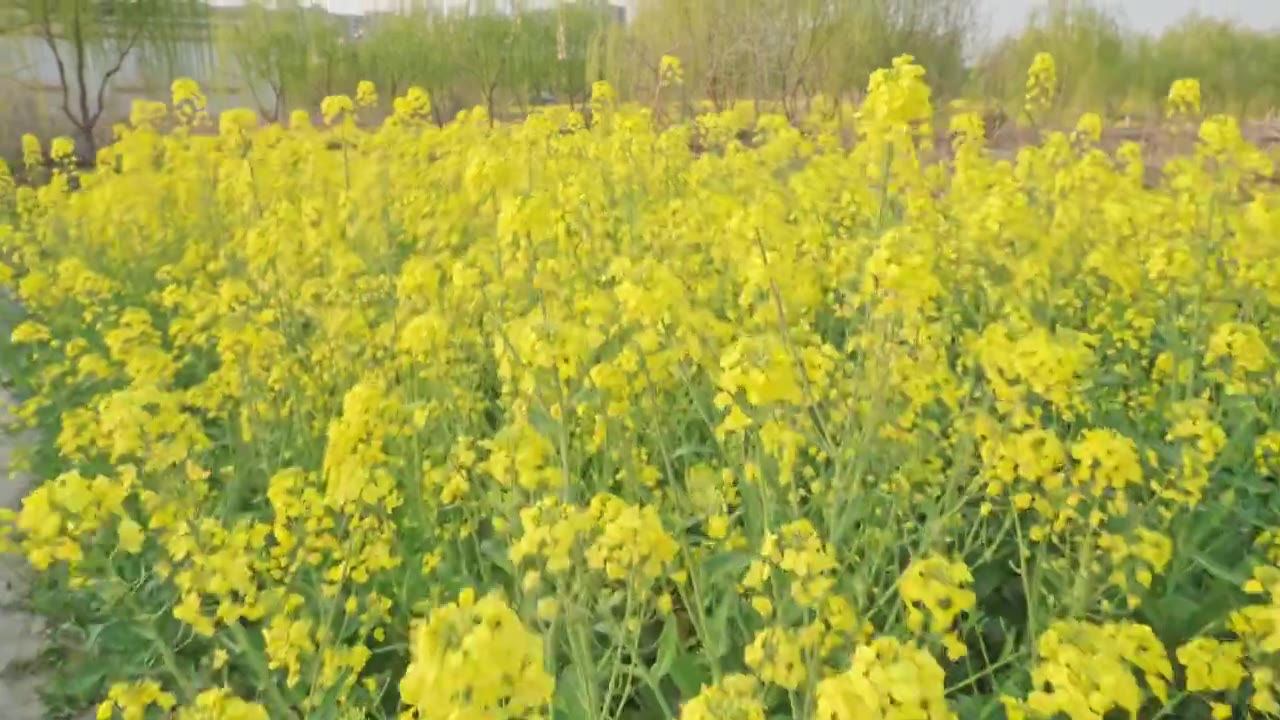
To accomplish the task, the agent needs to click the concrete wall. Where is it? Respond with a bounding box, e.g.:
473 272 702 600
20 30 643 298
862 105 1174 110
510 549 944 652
0 1 635 162
0 35 262 162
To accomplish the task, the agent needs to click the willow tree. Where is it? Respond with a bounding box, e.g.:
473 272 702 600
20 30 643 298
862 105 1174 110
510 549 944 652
492 6 582 109
975 0 1129 116
222 0 354 114
10 0 207 158
1146 17 1280 117
504 8 557 111
447 11 522 125
525 3 614 110
629 0 976 115
628 0 746 109
355 9 455 112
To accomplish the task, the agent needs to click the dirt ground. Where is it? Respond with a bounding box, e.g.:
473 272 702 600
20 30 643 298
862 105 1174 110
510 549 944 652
982 118 1280 158
0 390 47 720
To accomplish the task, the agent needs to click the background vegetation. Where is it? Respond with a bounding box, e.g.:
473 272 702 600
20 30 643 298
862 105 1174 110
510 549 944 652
212 0 1280 124
3 0 1280 156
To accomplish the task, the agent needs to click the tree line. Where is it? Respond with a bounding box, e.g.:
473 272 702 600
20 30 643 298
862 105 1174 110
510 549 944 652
6 0 1280 157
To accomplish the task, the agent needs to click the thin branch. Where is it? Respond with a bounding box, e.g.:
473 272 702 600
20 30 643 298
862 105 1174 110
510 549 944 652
73 0 93 135
38 0 78 131
90 23 146 129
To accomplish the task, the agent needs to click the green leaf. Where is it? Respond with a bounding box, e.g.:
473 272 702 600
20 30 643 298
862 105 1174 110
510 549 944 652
952 692 1001 720
53 659 107 705
553 664 593 720
671 444 712 462
700 550 753 585
702 596 739 660
1192 551 1248 586
668 651 710 700
651 614 680 680
972 560 1015 600
478 537 516 577
1144 593 1202 640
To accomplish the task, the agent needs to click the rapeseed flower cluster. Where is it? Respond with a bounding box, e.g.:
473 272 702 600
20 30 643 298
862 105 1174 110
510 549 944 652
816 637 952 720
1167 78 1203 118
1 51 1279 719
1025 52 1058 118
399 590 553 719
680 675 765 720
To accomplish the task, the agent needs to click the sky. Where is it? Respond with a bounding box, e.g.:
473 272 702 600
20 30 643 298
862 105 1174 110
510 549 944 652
981 0 1280 37
209 0 1280 35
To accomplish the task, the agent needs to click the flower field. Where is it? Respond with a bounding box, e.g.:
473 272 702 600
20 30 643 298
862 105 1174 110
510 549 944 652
1 54 1280 720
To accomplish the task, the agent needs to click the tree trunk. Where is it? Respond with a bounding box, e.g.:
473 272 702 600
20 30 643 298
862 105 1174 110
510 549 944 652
70 3 99 159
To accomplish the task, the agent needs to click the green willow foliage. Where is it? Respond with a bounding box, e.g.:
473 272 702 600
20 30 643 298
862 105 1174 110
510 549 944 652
9 0 1280 157
977 0 1280 118
214 0 1280 125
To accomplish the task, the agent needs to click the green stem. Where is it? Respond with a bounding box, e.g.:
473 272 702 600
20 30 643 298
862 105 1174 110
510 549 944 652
226 621 297 719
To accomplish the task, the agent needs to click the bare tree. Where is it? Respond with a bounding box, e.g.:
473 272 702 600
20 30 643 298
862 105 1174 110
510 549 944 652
11 0 206 158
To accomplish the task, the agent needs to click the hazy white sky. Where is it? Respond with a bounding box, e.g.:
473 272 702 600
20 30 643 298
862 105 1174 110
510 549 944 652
983 0 1280 36
212 0 1280 35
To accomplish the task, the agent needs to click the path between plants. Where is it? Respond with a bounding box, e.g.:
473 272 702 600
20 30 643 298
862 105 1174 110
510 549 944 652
0 388 48 720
